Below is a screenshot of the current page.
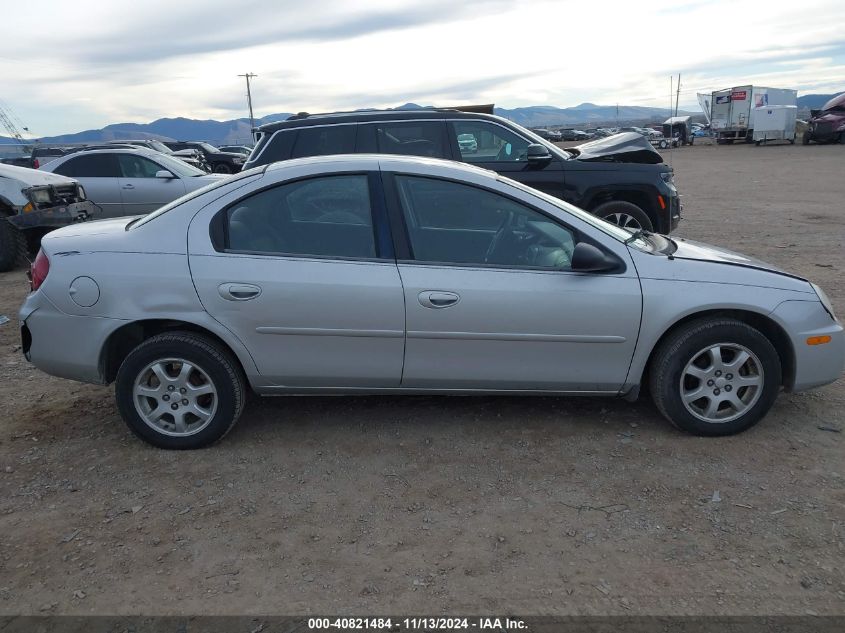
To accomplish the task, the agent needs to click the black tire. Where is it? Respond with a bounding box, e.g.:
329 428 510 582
802 133 811 145
658 140 669 149
115 331 246 449
0 217 28 273
212 163 232 174
592 200 654 232
648 319 781 436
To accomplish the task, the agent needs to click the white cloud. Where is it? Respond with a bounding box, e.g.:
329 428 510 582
1 0 843 135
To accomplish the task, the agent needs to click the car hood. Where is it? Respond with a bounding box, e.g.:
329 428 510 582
568 132 664 164
671 238 802 278
0 163 78 187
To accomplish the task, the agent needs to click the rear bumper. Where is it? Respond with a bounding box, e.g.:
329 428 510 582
771 300 845 391
7 200 99 230
19 290 122 385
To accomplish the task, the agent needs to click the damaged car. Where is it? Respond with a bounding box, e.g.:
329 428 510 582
803 92 845 145
0 163 97 271
244 109 681 233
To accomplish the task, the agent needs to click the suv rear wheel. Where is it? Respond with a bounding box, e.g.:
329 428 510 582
592 200 653 232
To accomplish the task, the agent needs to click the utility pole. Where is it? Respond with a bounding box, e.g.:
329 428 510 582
675 73 681 117
238 73 258 141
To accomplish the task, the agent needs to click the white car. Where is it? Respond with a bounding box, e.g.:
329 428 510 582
18 155 844 449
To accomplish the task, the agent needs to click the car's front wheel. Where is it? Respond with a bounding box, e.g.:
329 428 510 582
115 332 245 449
649 319 781 436
212 163 232 174
592 200 653 232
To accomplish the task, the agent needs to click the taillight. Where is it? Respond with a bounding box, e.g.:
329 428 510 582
30 249 49 291
32 158 40 169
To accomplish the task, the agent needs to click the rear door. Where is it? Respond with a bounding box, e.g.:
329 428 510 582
51 153 123 217
188 171 405 388
446 119 567 201
117 153 187 214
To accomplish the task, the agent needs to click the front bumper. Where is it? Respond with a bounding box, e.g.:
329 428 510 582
771 300 845 391
7 200 98 230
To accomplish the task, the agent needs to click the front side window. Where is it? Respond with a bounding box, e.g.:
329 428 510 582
395 175 576 268
374 121 444 158
452 121 531 163
118 154 164 178
291 125 356 158
53 154 120 178
224 175 376 259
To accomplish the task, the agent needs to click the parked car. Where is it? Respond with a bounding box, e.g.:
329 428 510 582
1 155 32 167
108 140 208 171
30 146 70 169
243 109 681 233
532 128 562 142
803 92 845 144
19 155 844 449
40 148 224 216
559 129 590 141
164 141 246 173
457 133 478 153
218 145 253 156
0 164 97 271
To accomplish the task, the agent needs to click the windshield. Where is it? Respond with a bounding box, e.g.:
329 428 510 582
501 177 653 248
151 152 207 177
146 140 173 154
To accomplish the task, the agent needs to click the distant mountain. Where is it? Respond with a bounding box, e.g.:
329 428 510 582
797 93 840 110
1 102 702 147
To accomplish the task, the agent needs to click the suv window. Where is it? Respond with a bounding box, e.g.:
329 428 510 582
395 176 575 268
451 120 531 163
292 125 356 159
53 154 120 178
373 121 444 158
118 154 163 178
224 175 376 259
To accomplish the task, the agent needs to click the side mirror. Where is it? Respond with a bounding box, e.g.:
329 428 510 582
571 242 618 273
526 143 553 164
155 170 176 179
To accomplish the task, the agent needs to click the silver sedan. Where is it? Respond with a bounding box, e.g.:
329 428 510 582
40 147 225 217
19 155 844 449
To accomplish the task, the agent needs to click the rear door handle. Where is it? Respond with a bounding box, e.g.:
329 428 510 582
122 184 135 190
218 283 262 301
418 291 460 309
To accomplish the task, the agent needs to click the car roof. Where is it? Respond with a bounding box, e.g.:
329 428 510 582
257 108 507 133
264 152 498 181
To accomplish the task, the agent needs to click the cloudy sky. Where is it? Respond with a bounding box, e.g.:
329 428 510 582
2 0 844 136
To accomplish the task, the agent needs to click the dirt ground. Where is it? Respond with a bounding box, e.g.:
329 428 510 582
0 143 843 616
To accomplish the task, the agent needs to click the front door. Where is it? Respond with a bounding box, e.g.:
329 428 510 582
388 174 641 391
447 119 567 201
116 153 187 214
188 172 405 388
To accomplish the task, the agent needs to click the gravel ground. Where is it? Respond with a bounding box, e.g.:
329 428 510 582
0 142 843 616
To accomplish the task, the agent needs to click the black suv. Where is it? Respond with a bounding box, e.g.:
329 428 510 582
164 141 245 174
244 110 681 232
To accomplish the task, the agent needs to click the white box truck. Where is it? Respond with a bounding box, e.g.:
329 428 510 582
752 105 797 145
710 86 797 143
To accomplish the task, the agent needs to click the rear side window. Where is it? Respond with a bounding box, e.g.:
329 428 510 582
53 154 120 178
374 121 445 158
224 175 376 259
291 125 356 158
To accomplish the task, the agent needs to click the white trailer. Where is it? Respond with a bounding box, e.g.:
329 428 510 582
752 105 797 145
710 86 797 143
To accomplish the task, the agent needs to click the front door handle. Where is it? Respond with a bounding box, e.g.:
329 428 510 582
218 283 262 301
418 291 460 309
122 184 135 190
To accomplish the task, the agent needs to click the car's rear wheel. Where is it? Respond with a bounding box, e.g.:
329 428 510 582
592 200 653 232
649 319 781 436
0 217 28 272
213 163 232 174
115 332 245 449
